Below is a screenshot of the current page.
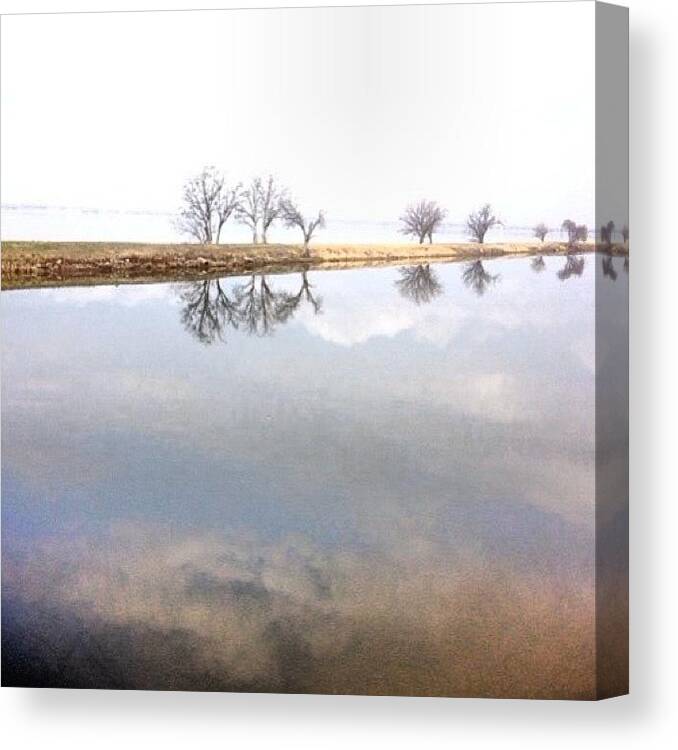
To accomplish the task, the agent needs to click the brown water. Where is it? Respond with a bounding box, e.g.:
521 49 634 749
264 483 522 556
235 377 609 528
1 254 627 697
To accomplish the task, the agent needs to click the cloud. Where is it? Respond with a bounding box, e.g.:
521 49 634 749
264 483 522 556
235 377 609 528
44 282 175 307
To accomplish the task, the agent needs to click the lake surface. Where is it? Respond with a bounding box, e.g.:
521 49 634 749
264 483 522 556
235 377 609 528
1 255 627 697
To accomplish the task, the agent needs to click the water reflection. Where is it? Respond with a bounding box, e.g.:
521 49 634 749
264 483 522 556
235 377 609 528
233 275 297 337
395 264 443 305
557 255 586 281
276 270 323 317
461 260 500 296
1 256 627 697
179 279 241 344
601 255 618 281
531 255 546 273
175 257 630 346
178 271 322 343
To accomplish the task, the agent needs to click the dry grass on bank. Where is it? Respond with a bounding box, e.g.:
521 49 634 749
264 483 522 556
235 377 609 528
1 239 628 290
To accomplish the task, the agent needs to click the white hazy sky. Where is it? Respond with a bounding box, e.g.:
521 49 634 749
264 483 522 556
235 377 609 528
1 3 595 226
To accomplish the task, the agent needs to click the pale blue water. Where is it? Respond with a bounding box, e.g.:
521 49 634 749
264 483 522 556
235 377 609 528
0 255 627 696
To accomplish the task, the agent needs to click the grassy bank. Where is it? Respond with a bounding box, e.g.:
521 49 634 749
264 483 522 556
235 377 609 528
1 239 628 290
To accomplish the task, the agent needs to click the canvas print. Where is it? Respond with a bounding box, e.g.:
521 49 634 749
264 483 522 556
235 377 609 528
1 2 628 699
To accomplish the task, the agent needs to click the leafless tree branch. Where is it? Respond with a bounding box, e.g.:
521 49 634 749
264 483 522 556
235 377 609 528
280 198 326 255
399 200 446 244
176 167 241 245
467 204 501 244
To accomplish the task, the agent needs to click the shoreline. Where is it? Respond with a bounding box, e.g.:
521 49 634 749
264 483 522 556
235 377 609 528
1 240 629 290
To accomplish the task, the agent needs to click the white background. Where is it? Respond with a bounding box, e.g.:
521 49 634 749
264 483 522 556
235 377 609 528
0 2 596 227
0 1 676 748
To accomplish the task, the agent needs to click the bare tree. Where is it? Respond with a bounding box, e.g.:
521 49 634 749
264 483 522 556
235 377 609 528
462 260 499 296
259 176 287 244
561 219 588 247
621 224 629 243
281 199 325 255
467 204 501 244
561 219 578 245
399 200 446 244
395 264 443 304
534 223 549 243
177 167 240 244
236 178 264 244
600 220 615 248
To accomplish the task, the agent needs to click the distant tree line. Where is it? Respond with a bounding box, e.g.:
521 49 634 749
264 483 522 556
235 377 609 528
178 168 627 250
398 201 624 248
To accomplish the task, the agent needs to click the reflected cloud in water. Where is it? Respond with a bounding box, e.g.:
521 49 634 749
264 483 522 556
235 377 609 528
2 255 628 696
2 524 598 696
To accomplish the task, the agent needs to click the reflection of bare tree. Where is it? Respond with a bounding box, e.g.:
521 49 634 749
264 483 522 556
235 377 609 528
233 273 323 337
178 272 323 344
557 255 586 281
602 255 618 281
531 255 546 273
233 275 290 336
178 279 240 344
623 256 629 273
395 264 443 305
462 260 499 296
276 271 323 318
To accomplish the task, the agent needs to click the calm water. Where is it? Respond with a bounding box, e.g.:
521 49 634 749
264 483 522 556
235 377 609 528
1 255 627 697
